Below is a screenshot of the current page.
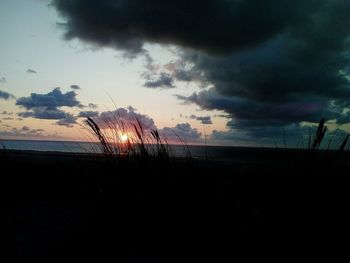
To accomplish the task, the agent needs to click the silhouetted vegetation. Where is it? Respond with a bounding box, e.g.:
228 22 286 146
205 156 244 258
310 118 327 150
302 118 350 171
84 114 174 165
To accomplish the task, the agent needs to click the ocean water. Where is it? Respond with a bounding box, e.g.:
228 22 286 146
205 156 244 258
0 139 229 159
1 139 303 168
1 140 93 153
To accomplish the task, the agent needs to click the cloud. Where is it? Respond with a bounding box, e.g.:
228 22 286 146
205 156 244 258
52 0 350 141
89 108 201 143
93 107 156 131
196 116 212 125
159 123 201 142
174 16 350 134
174 1 350 140
26 69 37 74
177 88 343 127
55 114 77 127
88 103 98 109
144 73 174 89
0 77 6 83
16 87 81 109
127 105 137 112
16 88 82 128
18 109 77 127
1 111 13 116
141 58 205 88
22 125 30 131
174 69 197 82
78 110 99 118
0 90 15 100
18 108 70 119
210 124 349 149
70 84 80 90
0 126 45 138
189 114 212 125
52 0 314 55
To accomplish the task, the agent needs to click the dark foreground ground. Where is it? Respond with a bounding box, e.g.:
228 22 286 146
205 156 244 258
1 148 349 262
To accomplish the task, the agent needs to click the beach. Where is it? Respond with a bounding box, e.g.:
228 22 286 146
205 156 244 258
2 148 348 262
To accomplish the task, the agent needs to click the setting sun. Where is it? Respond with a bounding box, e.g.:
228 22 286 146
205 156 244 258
120 134 128 143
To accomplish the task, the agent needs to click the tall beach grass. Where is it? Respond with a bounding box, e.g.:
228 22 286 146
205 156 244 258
83 112 174 165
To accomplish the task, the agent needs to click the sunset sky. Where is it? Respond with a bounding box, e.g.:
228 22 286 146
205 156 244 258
1 0 350 147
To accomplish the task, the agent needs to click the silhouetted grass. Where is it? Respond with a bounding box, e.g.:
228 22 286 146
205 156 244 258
83 114 175 165
308 118 349 154
310 118 327 150
297 118 350 173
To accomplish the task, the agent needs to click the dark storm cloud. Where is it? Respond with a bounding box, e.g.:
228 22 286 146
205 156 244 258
70 84 80 90
141 59 204 88
174 0 350 138
52 0 350 140
175 31 350 136
0 90 15 100
26 69 37 74
177 88 349 128
52 0 314 55
211 125 350 149
78 110 99 118
178 32 350 104
16 87 81 109
174 69 197 82
144 73 174 89
210 126 299 147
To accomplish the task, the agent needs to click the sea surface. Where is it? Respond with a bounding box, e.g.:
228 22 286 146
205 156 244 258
0 139 244 159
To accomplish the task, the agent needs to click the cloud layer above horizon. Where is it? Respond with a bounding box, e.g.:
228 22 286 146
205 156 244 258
6 85 201 142
91 107 201 143
16 87 81 127
51 0 350 142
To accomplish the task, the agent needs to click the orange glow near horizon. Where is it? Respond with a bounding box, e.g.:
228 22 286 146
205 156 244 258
120 134 128 143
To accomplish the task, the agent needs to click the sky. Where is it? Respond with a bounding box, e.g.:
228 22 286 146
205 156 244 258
1 0 350 147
